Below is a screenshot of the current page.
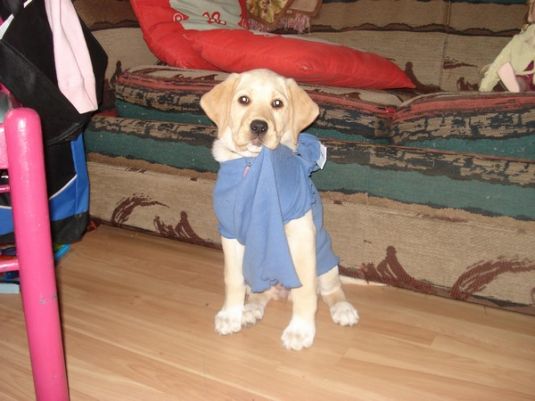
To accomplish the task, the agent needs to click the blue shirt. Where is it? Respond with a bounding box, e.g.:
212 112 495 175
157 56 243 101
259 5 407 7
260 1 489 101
213 133 339 292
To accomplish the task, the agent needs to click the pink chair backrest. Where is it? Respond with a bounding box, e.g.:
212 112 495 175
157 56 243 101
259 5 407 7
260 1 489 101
0 89 70 401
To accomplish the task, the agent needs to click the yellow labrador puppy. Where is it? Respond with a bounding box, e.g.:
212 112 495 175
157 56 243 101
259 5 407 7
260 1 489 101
201 69 358 350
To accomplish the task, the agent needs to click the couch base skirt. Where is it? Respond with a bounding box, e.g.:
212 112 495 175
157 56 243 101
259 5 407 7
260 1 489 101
87 157 535 315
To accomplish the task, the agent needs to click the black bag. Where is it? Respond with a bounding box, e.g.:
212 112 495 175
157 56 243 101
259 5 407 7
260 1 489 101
0 0 108 243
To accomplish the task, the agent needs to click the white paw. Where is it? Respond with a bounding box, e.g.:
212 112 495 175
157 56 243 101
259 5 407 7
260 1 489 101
215 306 243 335
242 302 265 326
281 317 315 351
330 301 359 326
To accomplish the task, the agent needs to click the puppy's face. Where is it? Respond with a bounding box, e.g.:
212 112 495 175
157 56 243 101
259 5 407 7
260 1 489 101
227 71 291 153
201 69 319 161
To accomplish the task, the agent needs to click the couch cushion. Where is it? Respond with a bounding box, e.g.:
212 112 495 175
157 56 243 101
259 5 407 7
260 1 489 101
113 65 404 141
187 29 414 90
391 92 535 159
101 65 535 219
129 0 216 70
85 114 535 220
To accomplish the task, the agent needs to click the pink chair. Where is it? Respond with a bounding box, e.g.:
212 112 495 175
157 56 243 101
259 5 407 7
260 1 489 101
0 94 70 401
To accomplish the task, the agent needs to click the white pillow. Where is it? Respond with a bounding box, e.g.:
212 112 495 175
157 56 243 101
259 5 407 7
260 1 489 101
169 0 244 30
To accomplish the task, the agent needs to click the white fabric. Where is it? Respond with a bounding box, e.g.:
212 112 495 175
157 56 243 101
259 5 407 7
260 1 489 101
44 0 97 113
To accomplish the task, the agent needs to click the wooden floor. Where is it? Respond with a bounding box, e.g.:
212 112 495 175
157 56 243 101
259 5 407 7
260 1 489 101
1 225 535 401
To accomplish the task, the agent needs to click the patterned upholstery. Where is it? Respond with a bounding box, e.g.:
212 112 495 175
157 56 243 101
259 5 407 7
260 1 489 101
74 0 535 315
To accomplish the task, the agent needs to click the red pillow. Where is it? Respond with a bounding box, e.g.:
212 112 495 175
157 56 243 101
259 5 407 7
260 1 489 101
188 29 415 90
129 0 248 69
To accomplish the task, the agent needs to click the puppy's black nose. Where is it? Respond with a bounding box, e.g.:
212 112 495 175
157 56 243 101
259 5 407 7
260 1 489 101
250 119 268 136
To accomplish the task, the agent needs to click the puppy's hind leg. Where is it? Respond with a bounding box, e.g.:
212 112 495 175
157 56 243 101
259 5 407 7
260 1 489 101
243 285 287 326
319 266 359 327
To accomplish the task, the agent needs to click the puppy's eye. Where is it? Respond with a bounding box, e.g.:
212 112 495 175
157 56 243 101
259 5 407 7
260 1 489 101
238 96 250 105
271 99 284 109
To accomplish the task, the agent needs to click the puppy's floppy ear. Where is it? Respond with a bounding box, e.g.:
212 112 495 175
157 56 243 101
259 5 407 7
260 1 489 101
200 73 240 136
286 78 319 145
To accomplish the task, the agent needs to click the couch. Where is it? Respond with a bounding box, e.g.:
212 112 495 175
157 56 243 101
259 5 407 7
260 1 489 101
74 0 535 316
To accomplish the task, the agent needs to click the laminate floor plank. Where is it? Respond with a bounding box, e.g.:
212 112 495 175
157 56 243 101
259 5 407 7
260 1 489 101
1 225 534 400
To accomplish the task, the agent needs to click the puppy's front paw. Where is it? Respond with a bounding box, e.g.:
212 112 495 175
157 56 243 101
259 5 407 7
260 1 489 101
215 306 243 335
242 302 265 326
281 317 315 351
330 301 359 326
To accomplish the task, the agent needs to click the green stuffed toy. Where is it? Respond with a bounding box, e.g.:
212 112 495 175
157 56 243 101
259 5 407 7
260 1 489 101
480 0 535 92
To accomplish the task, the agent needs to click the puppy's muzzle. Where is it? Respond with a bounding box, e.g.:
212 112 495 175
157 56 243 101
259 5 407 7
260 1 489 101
250 119 268 145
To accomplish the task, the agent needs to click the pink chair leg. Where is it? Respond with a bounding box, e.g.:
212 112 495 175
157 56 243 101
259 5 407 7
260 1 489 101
5 108 70 401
